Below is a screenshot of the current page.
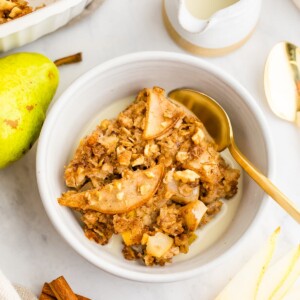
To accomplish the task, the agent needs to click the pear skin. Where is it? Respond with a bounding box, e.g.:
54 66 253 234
0 52 59 168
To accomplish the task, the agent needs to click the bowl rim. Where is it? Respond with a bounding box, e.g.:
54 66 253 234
36 51 275 282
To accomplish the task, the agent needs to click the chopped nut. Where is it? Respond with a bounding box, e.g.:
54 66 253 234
144 143 160 156
118 114 133 128
117 147 132 166
164 191 174 199
162 156 173 167
176 151 189 162
173 169 200 183
100 119 110 130
74 167 86 187
99 135 119 151
114 181 122 191
150 144 159 153
131 155 144 167
143 215 152 226
164 169 199 204
102 163 113 173
163 110 173 118
144 170 155 178
144 144 151 157
161 121 168 128
88 191 101 204
192 128 205 145
116 192 125 201
139 184 151 196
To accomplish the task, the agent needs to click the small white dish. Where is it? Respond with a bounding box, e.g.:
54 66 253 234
36 52 274 282
0 0 92 52
163 0 262 56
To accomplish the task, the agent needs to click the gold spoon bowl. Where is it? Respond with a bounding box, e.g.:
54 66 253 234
264 42 300 125
169 88 300 223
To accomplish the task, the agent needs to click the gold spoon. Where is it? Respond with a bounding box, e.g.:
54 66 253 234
264 42 300 125
168 88 300 223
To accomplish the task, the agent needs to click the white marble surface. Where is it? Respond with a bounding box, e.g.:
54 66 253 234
0 0 300 299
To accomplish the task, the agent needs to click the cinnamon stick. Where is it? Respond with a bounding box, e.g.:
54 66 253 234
39 293 56 300
40 279 91 300
49 276 77 300
76 295 91 300
41 283 54 297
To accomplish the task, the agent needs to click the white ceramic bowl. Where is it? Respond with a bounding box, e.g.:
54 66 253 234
0 0 92 52
36 52 274 282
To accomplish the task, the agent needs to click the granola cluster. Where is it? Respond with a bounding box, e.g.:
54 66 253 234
0 0 35 24
58 87 240 266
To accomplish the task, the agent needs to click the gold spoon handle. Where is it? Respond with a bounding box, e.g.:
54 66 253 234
229 140 300 223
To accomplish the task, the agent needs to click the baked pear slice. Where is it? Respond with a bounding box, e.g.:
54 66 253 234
58 164 164 214
143 87 184 140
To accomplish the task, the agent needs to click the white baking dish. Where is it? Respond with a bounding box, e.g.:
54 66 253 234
0 0 92 52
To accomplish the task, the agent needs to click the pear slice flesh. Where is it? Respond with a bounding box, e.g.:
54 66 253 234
283 284 300 300
180 200 207 231
257 245 300 300
164 170 200 204
58 164 164 214
143 87 183 140
146 232 174 258
215 228 281 300
269 246 300 300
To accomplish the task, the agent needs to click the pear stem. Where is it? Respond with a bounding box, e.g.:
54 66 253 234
54 53 82 67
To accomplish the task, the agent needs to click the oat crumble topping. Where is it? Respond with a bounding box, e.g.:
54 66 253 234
58 87 240 266
0 0 42 24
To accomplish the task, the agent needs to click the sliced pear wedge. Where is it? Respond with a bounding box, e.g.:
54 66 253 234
143 87 184 140
257 245 300 300
269 246 300 300
58 164 164 214
215 228 281 300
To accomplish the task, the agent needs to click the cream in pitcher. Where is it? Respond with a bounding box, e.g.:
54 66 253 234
163 0 262 56
186 0 239 20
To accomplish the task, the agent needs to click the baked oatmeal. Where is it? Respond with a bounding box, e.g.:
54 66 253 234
58 87 240 266
0 0 38 24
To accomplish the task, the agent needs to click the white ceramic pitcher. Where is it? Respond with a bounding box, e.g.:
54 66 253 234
163 0 262 56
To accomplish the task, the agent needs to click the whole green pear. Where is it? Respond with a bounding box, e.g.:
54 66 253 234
0 52 59 168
